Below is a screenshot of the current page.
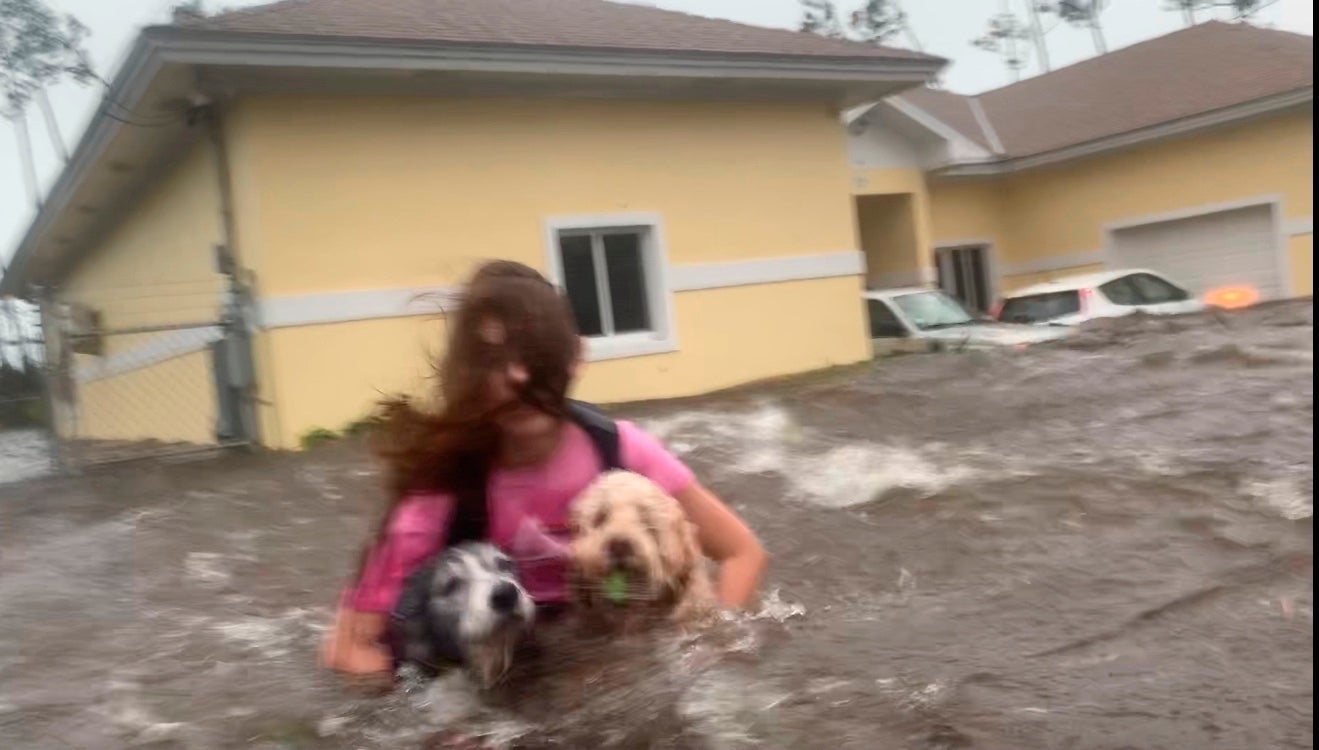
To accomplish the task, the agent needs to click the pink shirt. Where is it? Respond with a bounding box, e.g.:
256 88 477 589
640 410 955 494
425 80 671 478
346 420 694 612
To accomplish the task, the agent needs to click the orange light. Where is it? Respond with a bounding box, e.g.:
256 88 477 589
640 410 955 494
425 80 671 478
1204 285 1260 310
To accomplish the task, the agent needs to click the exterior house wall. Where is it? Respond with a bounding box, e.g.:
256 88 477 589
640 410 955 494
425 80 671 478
929 111 1313 296
54 144 226 444
229 95 870 448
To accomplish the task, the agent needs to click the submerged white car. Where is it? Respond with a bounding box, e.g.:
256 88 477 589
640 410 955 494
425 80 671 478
864 288 1069 357
993 269 1206 326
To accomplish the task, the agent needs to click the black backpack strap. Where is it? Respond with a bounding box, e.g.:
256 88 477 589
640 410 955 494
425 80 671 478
444 401 618 550
566 399 622 471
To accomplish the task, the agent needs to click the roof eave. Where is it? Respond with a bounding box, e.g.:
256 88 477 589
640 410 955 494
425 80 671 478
0 29 945 296
146 26 945 83
932 86 1314 179
1 35 162 298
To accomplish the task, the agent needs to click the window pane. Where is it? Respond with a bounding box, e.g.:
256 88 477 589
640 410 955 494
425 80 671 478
1130 274 1187 304
559 234 603 337
603 232 651 333
999 291 1081 323
867 299 906 338
1099 277 1140 306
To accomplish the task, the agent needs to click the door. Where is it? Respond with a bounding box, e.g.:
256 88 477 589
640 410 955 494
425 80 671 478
1108 204 1282 300
936 244 992 313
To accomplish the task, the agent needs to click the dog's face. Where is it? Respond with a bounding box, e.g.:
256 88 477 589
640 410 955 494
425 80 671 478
568 471 701 610
401 542 534 688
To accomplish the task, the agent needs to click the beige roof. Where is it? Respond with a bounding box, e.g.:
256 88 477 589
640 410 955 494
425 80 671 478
902 21 1312 159
177 0 938 62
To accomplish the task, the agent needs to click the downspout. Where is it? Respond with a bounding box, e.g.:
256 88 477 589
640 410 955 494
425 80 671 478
195 101 270 449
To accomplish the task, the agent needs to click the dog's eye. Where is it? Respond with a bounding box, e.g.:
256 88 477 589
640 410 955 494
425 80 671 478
441 578 465 597
494 557 516 573
593 508 609 527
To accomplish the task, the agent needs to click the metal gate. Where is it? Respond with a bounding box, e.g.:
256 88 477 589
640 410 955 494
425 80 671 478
36 253 258 472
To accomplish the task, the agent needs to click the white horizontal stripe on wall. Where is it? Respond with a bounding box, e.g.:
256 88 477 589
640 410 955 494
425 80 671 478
77 251 869 381
668 250 864 292
257 251 866 330
258 285 462 329
1284 217 1312 237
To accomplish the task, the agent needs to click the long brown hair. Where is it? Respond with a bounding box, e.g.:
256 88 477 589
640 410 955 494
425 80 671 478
361 260 581 570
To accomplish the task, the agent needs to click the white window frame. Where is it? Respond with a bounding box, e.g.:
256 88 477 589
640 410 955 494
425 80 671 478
542 212 678 362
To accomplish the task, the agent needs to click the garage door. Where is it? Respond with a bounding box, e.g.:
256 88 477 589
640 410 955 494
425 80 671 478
1109 204 1283 300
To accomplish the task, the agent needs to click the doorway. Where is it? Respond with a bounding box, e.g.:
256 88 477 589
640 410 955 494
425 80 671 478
935 244 993 313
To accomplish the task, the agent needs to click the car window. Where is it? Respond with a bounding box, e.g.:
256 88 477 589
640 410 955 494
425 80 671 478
1099 276 1141 306
891 291 975 331
998 291 1080 323
866 299 908 338
1129 273 1190 304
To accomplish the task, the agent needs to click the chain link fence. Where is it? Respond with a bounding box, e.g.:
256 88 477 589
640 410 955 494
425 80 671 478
0 248 259 484
38 278 258 472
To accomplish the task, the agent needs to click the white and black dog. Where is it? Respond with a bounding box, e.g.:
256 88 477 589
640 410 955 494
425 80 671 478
390 542 535 689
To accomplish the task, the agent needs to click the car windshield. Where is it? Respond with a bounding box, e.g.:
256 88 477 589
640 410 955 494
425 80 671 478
999 291 1081 323
892 291 976 331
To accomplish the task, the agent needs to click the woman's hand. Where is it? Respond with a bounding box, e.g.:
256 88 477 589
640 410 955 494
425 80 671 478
319 604 393 678
672 483 768 609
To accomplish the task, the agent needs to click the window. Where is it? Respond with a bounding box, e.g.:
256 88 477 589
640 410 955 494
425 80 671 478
998 291 1081 324
892 291 975 331
546 214 675 361
1129 273 1190 304
867 299 908 338
1099 276 1141 306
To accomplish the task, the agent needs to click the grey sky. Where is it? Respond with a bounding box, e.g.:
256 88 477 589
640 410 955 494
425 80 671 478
1 0 1313 272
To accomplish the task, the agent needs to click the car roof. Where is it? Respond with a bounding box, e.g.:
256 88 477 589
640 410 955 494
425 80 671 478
1004 268 1171 298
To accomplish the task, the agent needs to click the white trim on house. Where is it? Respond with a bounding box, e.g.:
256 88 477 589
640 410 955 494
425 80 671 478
540 212 680 363
258 285 461 329
1098 194 1293 298
251 248 865 326
1284 217 1313 237
967 98 1004 155
669 251 864 291
76 324 223 384
885 96 996 164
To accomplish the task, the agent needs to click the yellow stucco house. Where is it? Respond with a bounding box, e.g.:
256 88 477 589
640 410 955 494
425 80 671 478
0 0 944 450
3 6 1310 455
848 21 1312 311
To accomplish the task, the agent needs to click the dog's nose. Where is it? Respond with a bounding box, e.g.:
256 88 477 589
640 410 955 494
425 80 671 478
490 582 521 614
607 538 634 561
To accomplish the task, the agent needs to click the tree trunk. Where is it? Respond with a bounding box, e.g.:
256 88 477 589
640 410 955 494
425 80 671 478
36 89 68 164
1023 0 1051 71
12 111 42 210
1089 19 1108 54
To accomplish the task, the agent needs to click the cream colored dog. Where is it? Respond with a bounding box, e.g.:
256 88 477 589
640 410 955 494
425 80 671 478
567 471 715 629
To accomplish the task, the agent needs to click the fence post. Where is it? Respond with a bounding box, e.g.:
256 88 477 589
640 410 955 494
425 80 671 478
35 287 67 475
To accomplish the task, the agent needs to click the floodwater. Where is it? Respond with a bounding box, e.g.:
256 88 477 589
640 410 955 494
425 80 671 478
1 301 1312 749
0 430 53 485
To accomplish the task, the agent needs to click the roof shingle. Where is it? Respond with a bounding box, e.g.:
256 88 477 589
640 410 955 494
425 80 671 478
903 21 1312 159
176 0 938 62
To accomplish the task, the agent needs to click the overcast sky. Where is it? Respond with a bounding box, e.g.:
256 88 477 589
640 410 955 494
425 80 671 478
1 0 1313 272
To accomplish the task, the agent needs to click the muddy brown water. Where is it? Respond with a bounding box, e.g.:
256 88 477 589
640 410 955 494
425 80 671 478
1 301 1312 749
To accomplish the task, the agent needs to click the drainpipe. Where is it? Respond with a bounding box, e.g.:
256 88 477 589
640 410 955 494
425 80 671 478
194 101 265 449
